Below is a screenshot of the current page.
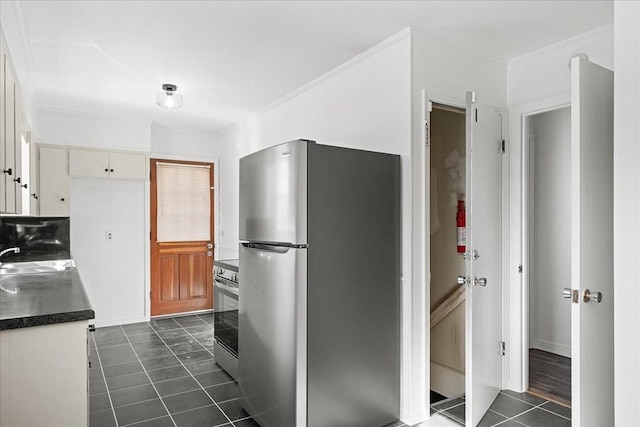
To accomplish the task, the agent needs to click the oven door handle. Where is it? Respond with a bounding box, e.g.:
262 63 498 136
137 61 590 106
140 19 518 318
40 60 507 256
214 278 239 296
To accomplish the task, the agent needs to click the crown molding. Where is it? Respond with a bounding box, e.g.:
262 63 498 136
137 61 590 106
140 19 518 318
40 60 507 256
249 27 412 120
509 24 614 66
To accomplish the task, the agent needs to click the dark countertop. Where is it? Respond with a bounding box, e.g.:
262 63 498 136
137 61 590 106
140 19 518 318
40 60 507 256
0 268 95 331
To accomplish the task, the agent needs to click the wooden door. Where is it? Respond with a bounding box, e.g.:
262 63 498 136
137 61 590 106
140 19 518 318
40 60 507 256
569 56 614 427
151 159 214 316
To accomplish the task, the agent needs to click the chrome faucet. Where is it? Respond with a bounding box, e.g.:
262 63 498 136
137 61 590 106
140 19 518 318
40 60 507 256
0 247 20 266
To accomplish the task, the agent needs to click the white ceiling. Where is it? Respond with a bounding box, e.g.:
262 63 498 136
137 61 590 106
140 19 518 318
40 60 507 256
11 0 613 134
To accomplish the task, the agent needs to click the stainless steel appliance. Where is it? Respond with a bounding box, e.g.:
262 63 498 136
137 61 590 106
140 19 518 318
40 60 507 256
213 259 239 380
239 140 401 427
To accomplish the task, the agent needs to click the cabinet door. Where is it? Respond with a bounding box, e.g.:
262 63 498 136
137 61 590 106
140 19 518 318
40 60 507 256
39 146 70 216
69 149 109 178
14 89 24 214
0 47 5 212
3 60 17 213
109 152 146 180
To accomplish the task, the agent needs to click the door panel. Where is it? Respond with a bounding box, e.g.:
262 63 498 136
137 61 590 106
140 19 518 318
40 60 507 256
465 92 503 427
570 57 614 427
159 255 180 301
151 159 214 316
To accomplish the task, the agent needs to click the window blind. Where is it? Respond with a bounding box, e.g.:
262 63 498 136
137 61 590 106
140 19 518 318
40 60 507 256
156 162 211 242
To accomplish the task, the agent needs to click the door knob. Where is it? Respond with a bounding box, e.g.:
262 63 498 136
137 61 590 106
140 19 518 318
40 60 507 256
562 288 573 298
474 277 487 287
583 289 603 303
457 276 468 285
206 242 214 249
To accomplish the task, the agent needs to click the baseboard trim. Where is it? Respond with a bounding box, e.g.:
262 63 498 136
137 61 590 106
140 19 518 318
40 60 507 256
92 316 147 328
400 409 428 426
530 339 571 358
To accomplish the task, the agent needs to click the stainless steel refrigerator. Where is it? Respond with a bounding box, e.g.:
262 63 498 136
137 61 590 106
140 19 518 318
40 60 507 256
239 139 400 427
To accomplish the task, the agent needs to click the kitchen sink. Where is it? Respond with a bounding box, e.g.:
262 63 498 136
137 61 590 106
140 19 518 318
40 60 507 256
0 259 76 276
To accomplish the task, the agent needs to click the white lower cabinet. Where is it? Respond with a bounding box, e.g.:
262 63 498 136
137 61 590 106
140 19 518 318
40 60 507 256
0 321 90 427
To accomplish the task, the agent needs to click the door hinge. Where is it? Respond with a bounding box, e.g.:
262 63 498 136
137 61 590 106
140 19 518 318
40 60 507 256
501 341 506 356
518 264 523 273
500 139 506 154
425 120 430 147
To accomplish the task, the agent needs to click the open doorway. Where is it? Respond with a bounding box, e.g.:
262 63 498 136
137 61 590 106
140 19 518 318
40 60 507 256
524 106 572 407
429 103 467 421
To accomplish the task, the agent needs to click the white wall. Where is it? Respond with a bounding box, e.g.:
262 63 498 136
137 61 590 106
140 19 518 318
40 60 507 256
508 25 614 107
35 109 235 325
71 178 146 326
38 108 151 152
505 26 613 392
528 107 571 357
613 2 640 425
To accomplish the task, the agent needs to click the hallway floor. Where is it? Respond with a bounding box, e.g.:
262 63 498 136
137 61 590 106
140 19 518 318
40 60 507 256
430 390 571 427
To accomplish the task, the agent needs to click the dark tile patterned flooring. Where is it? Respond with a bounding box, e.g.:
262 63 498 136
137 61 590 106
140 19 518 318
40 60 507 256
89 314 406 427
89 314 258 427
431 390 571 427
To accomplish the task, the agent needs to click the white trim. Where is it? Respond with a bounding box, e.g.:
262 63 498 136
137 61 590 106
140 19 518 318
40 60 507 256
505 94 571 393
92 316 147 329
530 339 571 359
147 152 222 321
250 28 411 119
509 24 614 66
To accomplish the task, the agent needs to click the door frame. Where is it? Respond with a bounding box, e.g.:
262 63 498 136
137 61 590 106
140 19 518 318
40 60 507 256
144 152 221 320
505 93 571 393
423 91 508 414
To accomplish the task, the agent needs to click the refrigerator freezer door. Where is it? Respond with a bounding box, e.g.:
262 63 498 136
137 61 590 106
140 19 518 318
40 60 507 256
239 140 308 245
238 243 307 427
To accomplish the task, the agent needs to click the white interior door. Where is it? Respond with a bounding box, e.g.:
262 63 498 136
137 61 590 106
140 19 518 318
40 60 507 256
465 91 503 427
569 56 614 427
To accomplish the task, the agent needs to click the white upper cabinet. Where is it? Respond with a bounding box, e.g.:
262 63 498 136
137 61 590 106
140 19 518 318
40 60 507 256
39 146 70 216
69 149 146 180
1 36 28 214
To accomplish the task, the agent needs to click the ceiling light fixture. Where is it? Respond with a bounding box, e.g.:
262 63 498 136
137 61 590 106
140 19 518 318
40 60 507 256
156 83 183 109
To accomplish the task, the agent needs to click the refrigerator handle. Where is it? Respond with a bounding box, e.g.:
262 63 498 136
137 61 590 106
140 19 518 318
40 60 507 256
241 242 292 254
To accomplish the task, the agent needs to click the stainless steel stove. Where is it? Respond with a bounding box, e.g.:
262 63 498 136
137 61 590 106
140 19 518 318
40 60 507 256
213 259 239 380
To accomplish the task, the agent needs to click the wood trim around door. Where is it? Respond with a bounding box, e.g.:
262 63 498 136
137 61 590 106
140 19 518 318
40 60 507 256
150 158 215 316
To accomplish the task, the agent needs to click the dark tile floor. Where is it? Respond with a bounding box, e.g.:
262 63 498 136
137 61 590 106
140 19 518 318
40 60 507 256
89 314 407 427
431 390 571 427
89 314 258 427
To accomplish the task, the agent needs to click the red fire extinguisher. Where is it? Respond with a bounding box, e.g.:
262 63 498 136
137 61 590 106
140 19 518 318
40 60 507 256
457 200 466 254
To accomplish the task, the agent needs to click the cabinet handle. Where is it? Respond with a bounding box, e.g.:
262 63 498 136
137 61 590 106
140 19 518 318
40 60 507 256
110 169 114 173
21 183 27 189
13 177 21 183
2 168 12 176
104 168 109 172
60 198 65 202
31 193 38 200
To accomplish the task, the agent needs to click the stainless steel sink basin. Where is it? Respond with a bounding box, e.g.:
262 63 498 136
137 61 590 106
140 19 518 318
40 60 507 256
0 259 76 276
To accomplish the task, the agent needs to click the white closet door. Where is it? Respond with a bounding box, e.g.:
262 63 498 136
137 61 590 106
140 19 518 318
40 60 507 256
465 92 503 427
570 56 614 427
